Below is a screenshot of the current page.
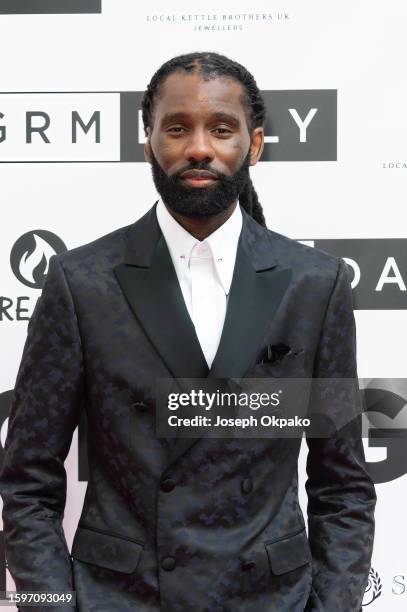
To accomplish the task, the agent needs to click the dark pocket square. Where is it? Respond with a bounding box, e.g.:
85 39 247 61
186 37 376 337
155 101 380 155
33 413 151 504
258 343 293 365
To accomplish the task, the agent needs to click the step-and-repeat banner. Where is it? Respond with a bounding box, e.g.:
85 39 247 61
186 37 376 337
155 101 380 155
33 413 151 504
0 1 406 609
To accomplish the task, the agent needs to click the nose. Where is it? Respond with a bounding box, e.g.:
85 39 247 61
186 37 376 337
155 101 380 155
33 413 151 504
184 128 215 164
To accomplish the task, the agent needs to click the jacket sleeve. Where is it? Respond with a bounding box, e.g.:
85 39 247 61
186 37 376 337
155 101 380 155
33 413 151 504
0 254 84 611
304 258 376 612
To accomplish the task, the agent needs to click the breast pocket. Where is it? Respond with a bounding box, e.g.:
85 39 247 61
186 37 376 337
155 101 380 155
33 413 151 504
264 527 311 575
251 348 307 378
71 525 144 574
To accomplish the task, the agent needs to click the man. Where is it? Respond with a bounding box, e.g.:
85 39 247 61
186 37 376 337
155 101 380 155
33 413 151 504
0 52 376 611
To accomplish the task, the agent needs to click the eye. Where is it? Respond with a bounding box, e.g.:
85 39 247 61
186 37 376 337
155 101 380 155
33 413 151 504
166 126 186 134
212 127 233 135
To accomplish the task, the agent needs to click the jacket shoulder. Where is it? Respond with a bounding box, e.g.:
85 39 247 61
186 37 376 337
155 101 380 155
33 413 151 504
265 226 342 278
54 223 132 270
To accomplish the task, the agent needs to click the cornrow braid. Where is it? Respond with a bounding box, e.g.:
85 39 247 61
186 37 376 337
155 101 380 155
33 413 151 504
141 51 267 227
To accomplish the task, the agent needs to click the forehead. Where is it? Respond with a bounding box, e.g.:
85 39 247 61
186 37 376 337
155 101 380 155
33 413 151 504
153 71 248 122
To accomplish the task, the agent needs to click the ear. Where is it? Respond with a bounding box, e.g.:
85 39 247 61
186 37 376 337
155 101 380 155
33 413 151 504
249 127 264 165
144 127 152 163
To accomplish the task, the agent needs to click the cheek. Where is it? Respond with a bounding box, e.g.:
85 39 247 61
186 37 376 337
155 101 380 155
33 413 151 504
219 141 247 171
151 136 182 170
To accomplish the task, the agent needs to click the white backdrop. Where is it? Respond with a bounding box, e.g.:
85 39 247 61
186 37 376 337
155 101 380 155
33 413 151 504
1 1 406 609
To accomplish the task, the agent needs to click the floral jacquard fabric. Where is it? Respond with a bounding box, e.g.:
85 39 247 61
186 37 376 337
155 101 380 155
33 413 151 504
0 203 376 611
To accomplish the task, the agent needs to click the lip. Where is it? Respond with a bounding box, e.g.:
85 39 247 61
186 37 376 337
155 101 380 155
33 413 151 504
180 170 219 187
181 176 218 187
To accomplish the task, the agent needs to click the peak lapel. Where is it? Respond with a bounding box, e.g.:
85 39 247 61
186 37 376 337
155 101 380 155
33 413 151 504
209 212 292 380
114 202 209 380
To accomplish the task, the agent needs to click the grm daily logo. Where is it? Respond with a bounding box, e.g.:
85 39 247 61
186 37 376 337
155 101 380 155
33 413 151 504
0 90 337 163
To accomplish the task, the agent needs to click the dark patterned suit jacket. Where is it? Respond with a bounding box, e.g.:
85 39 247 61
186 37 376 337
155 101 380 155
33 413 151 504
0 202 376 612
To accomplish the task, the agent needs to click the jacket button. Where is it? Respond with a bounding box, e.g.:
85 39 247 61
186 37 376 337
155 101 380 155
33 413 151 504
241 478 253 494
134 401 148 412
241 560 256 571
161 556 176 571
160 478 175 492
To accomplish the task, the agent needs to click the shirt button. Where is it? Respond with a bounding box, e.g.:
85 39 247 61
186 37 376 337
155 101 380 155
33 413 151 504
160 478 175 493
241 478 253 494
161 556 176 571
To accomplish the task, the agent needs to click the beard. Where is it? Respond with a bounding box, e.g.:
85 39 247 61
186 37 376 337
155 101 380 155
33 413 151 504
150 148 251 218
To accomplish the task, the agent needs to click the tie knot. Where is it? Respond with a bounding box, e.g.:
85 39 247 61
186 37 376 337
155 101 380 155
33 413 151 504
190 241 212 260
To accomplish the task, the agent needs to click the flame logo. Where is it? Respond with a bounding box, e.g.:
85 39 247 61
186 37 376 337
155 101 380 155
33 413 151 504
10 229 67 289
18 234 57 285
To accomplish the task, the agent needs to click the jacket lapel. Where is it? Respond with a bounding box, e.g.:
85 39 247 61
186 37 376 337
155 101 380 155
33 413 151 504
114 202 209 380
208 225 292 381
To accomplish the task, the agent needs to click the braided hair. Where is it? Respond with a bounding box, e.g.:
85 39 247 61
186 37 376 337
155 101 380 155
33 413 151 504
141 51 267 227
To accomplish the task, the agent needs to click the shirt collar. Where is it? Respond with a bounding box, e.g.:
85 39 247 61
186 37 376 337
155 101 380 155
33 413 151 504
155 197 242 295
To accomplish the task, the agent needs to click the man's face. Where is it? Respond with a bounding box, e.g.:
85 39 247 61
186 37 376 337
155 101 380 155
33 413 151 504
144 71 264 217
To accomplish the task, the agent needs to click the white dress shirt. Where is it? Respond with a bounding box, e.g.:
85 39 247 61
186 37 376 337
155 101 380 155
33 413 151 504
155 198 243 368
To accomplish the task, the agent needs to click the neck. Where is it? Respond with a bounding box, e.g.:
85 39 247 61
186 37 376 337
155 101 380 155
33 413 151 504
163 200 238 241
